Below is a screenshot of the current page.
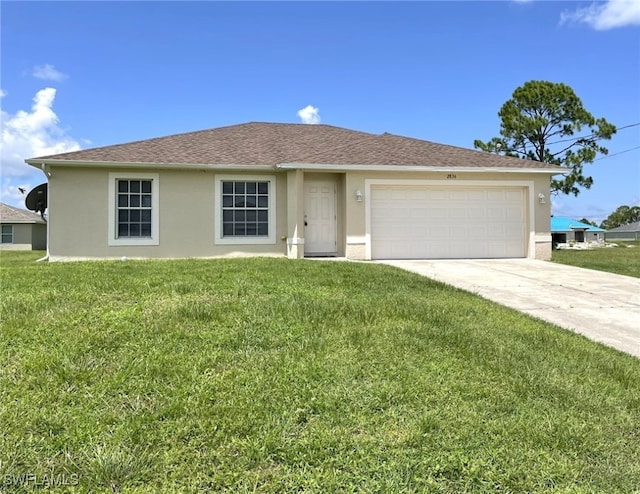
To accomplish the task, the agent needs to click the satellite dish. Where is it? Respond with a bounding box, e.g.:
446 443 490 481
25 183 48 219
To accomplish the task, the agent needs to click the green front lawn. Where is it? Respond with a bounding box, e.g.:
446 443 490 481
1 252 638 492
552 240 640 278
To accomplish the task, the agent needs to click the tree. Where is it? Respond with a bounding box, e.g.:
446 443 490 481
474 80 616 196
600 205 640 230
578 218 598 227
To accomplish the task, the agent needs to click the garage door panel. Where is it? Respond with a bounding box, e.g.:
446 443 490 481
449 208 467 219
504 189 524 201
429 208 449 219
409 209 427 219
468 209 486 219
505 208 522 219
371 186 526 259
449 190 468 201
487 207 508 219
487 190 506 201
468 225 488 237
447 243 468 258
428 190 447 201
467 190 485 201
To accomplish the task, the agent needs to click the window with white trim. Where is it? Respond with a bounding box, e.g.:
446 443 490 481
214 175 276 245
117 179 153 238
222 181 270 237
108 173 159 246
1 225 13 244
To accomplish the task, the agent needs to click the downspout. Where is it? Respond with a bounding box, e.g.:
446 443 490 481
40 163 51 178
36 162 50 262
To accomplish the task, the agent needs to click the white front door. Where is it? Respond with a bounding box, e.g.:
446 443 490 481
304 180 337 255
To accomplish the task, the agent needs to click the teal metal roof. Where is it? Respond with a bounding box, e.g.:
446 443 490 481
551 216 605 232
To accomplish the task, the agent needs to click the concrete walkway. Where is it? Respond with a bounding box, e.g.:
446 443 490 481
380 259 640 358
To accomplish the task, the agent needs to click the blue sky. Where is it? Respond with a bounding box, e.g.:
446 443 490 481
1 1 639 225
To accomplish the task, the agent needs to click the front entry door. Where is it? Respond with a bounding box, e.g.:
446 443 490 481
304 180 337 255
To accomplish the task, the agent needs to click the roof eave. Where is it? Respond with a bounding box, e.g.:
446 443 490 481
24 159 277 171
277 163 566 174
0 219 45 224
24 158 565 175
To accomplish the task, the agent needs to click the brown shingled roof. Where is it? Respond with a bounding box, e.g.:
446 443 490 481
27 122 560 171
0 203 46 224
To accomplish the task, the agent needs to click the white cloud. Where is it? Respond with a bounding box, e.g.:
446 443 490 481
1 88 80 207
297 105 321 125
32 64 68 82
0 89 7 98
560 0 640 30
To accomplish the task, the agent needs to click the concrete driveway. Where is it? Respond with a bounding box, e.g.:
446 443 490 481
380 259 640 358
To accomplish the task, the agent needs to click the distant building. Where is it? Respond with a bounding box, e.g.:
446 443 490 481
605 221 640 242
0 202 47 250
550 216 605 245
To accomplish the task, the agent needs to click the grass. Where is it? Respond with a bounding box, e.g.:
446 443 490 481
1 251 639 493
552 240 640 278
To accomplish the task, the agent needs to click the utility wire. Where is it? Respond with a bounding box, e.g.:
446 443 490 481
547 122 640 146
501 123 640 156
594 146 640 161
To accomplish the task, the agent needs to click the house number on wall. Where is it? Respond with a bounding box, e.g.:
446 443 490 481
446 174 457 179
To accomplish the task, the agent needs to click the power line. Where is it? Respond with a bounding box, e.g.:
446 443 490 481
501 123 640 157
594 146 640 161
500 122 640 156
547 122 640 146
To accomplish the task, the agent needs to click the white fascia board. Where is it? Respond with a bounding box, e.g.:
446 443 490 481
276 163 565 175
24 159 277 172
2 220 44 225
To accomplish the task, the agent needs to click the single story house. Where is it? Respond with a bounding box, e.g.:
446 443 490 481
0 202 47 250
605 221 640 241
25 122 563 262
550 217 605 244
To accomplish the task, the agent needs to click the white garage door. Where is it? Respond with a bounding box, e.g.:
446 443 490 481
370 185 527 259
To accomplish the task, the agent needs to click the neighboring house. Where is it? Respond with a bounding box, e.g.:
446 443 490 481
551 216 605 245
605 221 640 241
24 122 562 262
0 202 47 250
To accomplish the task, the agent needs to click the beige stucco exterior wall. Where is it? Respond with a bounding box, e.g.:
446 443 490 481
48 167 289 260
31 224 47 250
47 166 553 261
285 170 304 259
